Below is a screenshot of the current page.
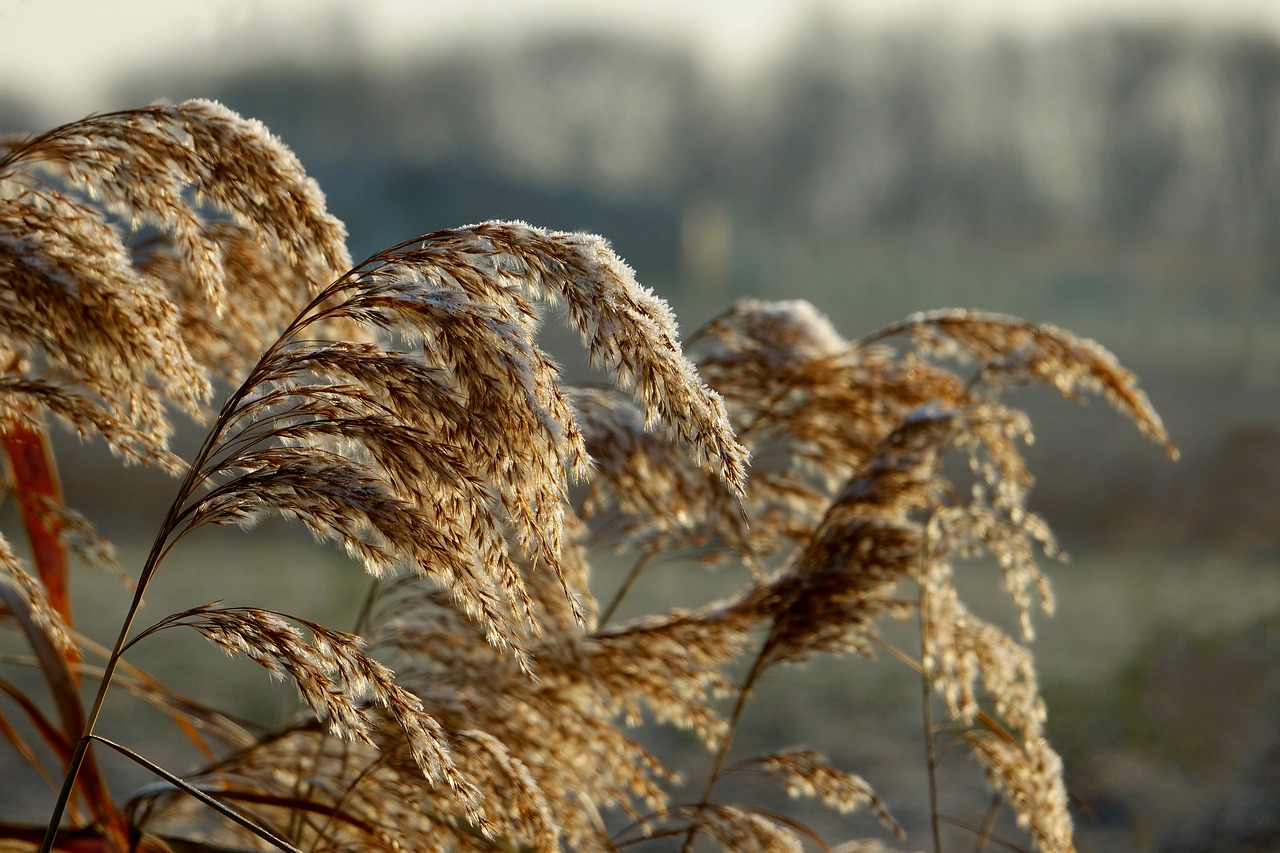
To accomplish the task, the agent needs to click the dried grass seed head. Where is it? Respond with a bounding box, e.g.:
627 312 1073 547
1 101 353 472
886 309 1176 458
142 605 464 793
756 749 903 839
191 221 749 647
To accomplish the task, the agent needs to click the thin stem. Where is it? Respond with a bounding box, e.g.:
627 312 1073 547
351 578 382 637
39 303 313 851
920 573 943 853
88 734 306 853
912 419 955 853
292 578 382 847
302 754 382 853
38 525 175 853
678 645 770 853
973 794 1002 853
940 815 1030 853
597 550 654 628
869 632 927 675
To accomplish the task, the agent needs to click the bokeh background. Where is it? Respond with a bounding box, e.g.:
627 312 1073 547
2 1 1278 850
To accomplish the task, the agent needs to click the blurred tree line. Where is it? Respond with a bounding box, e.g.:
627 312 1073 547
1 18 1278 550
75 21 1280 264
3 21 1274 271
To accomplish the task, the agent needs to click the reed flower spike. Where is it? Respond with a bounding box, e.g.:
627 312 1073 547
0 102 1172 853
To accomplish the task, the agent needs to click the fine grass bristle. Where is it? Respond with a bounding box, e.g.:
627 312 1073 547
0 102 1175 853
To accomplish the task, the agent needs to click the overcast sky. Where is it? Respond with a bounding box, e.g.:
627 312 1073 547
5 0 1280 119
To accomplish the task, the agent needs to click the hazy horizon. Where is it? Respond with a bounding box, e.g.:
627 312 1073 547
5 0 1280 119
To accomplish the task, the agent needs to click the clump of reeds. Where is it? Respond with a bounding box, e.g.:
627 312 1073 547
0 102 1173 853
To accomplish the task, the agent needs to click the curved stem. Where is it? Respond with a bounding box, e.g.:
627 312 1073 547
679 644 770 853
38 525 175 852
920 573 943 853
973 794 1002 853
597 550 654 628
915 427 955 853
351 578 382 637
39 307 312 851
88 733 305 853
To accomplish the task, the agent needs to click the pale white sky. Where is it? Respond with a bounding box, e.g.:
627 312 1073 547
4 0 1280 118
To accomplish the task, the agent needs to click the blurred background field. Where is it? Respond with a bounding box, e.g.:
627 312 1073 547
2 2 1278 850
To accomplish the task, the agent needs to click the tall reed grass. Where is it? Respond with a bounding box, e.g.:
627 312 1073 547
0 101 1174 852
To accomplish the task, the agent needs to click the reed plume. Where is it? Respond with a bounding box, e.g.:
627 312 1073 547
0 103 1173 853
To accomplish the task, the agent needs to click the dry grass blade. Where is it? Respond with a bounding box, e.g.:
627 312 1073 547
87 734 307 853
0 571 119 833
1 421 73 634
0 694 59 793
153 728 518 853
72 659 256 761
